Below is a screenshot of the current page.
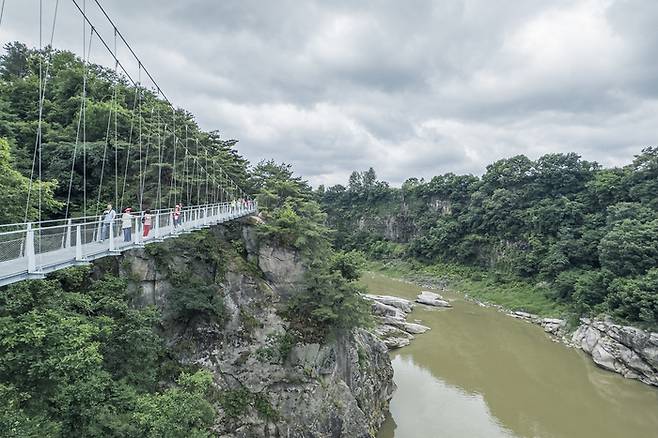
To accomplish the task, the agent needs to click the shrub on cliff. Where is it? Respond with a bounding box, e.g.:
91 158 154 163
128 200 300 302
285 266 372 341
251 161 372 338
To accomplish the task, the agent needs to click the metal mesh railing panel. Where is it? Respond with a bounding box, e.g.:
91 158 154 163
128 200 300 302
0 232 27 263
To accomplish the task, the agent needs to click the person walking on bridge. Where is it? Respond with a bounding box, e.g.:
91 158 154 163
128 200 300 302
100 204 116 242
121 208 133 242
142 209 152 238
173 204 181 228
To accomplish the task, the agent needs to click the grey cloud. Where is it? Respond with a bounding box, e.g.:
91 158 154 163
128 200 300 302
1 0 657 186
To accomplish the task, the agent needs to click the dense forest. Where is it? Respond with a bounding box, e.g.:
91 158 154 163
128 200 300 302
319 150 658 327
0 41 249 224
0 42 369 436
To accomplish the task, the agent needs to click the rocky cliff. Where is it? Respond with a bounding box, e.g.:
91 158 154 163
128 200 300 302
572 318 658 387
107 220 394 437
355 213 416 243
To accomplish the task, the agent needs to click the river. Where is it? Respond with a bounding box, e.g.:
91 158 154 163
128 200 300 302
359 272 658 438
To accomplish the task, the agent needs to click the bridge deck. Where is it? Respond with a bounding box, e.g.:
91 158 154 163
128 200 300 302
0 204 256 287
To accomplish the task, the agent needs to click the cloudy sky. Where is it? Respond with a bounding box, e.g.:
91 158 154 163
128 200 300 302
1 0 657 186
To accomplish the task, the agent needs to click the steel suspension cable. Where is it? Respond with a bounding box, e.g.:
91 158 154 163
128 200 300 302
113 28 119 211
96 89 115 214
157 105 163 212
38 0 43 229
64 19 93 220
205 148 209 205
90 0 251 201
0 0 6 30
139 106 154 210
82 0 87 218
168 107 178 208
119 74 140 208
76 0 251 205
24 0 60 222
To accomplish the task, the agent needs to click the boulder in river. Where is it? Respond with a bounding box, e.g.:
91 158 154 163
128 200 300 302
374 324 414 349
416 291 452 308
510 311 539 321
540 318 566 335
572 318 658 387
365 294 414 313
370 300 408 320
381 316 431 334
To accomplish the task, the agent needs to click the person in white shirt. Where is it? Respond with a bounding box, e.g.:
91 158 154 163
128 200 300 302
100 204 116 241
121 207 133 242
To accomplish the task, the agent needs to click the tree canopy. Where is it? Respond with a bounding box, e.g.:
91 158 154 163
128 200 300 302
320 149 658 327
0 41 250 223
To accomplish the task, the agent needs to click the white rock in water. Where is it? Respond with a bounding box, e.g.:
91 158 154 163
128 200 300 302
381 316 431 334
416 291 452 308
572 318 658 386
370 300 407 320
540 318 566 334
511 311 539 320
383 336 411 349
374 324 415 349
365 294 414 313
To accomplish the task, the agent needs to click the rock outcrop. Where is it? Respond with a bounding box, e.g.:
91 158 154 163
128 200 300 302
257 244 305 297
540 318 567 336
416 291 452 308
365 294 414 313
572 318 658 387
365 294 430 349
117 222 395 436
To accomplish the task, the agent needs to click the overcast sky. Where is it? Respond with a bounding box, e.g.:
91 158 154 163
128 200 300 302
1 0 657 186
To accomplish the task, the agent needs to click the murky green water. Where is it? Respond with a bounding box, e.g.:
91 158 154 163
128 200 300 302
360 272 658 438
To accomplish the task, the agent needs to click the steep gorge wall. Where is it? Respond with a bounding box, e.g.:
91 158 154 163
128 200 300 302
330 195 454 244
101 221 394 437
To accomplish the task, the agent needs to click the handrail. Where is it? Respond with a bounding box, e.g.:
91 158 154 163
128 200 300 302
0 202 258 287
0 200 255 231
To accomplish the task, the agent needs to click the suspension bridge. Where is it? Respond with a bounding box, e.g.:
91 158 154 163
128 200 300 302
0 1 258 287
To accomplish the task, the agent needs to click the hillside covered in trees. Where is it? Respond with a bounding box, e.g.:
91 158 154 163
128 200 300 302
0 41 249 224
0 42 375 436
319 150 658 328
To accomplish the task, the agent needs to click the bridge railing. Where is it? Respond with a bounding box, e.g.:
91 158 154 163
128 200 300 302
0 201 258 286
0 202 242 234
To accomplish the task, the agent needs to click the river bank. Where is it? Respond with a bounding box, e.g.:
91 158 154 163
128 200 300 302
367 260 658 388
360 272 658 438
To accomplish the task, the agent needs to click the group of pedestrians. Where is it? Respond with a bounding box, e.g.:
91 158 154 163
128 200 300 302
99 204 154 243
229 198 254 212
98 200 252 244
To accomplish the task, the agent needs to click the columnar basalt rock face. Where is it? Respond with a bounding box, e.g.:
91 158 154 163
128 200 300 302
118 223 395 437
572 318 658 387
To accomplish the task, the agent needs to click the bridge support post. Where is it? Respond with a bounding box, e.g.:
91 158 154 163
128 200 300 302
75 225 83 261
204 207 209 226
134 217 141 245
26 223 36 273
65 219 72 248
109 222 115 252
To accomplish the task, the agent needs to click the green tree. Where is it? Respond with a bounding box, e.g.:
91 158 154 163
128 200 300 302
599 219 658 277
0 138 62 222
